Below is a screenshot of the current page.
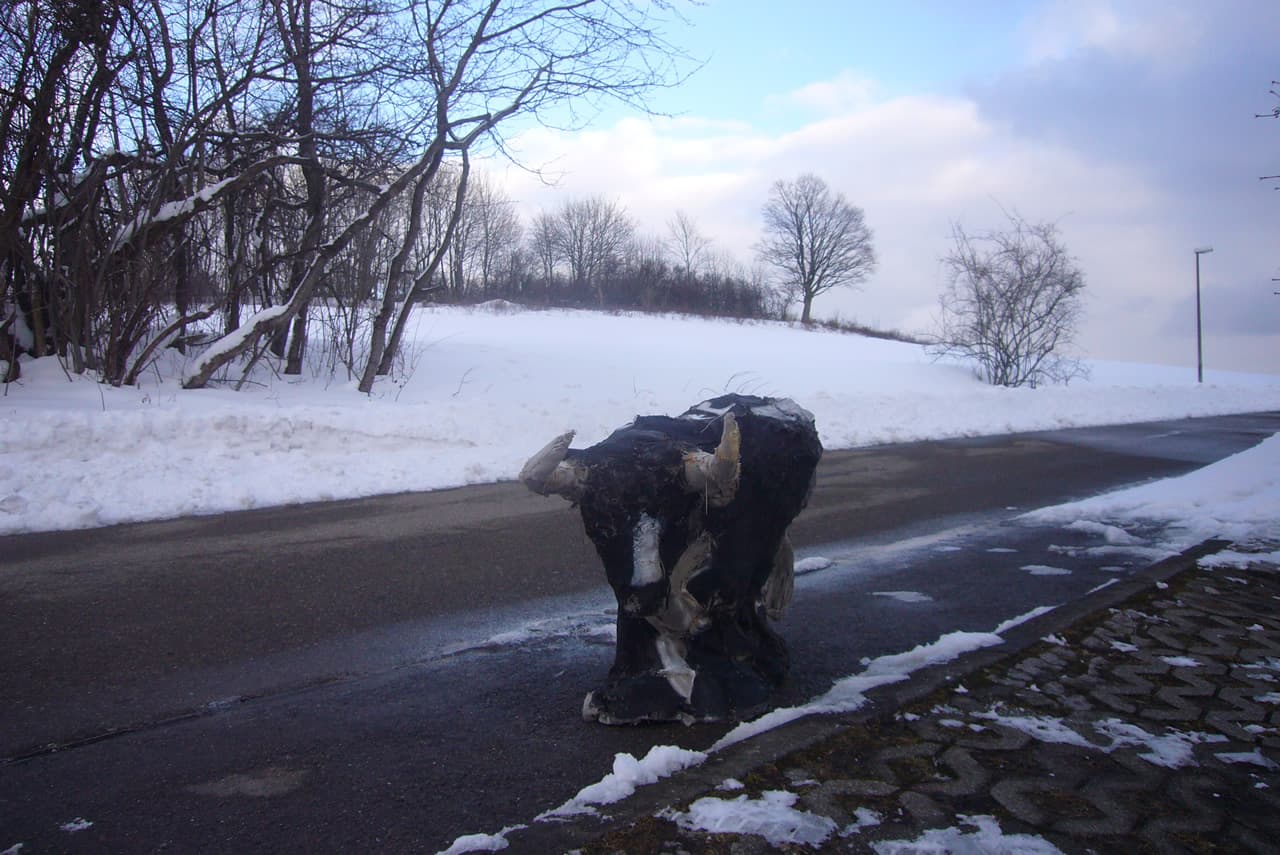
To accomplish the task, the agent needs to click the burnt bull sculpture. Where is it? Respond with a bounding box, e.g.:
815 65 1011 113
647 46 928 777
520 394 822 724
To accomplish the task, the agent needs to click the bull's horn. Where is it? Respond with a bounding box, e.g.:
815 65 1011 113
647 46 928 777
520 431 588 500
683 411 741 506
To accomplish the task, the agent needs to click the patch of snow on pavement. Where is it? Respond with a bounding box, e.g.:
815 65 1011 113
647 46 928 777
871 813 1065 854
993 605 1057 635
974 708 1229 768
841 807 884 837
1215 749 1280 770
972 709 1097 749
1202 549 1280 568
437 826 525 855
1093 720 1227 768
537 745 706 820
663 790 837 847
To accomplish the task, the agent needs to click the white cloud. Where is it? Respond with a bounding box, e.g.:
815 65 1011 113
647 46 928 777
1020 0 1200 67
767 70 878 116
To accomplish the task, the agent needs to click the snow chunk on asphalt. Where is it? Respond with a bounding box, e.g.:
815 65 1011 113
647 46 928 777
437 826 525 854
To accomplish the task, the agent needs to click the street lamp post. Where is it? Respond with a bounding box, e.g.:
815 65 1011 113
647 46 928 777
1194 246 1213 383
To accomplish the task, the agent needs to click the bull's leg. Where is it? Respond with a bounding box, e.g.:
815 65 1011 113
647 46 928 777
585 613 689 724
761 534 795 620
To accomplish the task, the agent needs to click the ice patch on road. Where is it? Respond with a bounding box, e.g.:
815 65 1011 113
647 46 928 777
873 590 933 603
1021 564 1072 576
794 556 834 574
444 612 616 655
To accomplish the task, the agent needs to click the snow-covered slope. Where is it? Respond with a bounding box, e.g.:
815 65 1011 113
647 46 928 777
1 304 1275 535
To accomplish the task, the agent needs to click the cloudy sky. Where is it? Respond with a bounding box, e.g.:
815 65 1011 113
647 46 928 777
490 0 1279 374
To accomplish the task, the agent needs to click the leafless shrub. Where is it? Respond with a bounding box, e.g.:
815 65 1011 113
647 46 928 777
930 214 1087 388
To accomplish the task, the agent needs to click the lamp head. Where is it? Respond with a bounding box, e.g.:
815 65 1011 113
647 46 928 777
1194 246 1214 255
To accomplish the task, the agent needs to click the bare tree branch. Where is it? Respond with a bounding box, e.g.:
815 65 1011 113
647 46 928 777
930 213 1087 388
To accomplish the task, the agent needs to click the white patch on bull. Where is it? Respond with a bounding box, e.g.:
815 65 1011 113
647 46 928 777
686 401 733 420
631 513 664 587
655 634 697 701
748 398 814 425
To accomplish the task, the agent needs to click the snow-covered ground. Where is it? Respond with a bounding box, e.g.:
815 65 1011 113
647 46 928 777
0 303 1276 536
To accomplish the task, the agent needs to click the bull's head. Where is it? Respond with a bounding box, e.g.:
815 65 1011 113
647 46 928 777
519 412 741 507
520 413 742 635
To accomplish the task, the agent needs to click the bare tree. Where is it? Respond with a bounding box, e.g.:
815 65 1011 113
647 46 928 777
931 213 1087 388
185 0 690 390
553 195 634 307
666 209 710 278
528 209 561 296
756 173 876 324
467 175 522 297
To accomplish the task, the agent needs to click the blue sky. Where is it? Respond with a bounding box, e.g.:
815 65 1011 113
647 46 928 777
493 0 1280 373
665 1 1039 118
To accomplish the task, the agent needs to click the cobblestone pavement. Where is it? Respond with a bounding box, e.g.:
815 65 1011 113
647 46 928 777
565 548 1280 854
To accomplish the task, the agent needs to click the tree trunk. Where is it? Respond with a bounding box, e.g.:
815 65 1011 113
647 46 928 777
284 304 309 374
362 153 471 391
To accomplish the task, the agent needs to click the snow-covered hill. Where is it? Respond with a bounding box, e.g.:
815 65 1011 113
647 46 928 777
1 304 1276 535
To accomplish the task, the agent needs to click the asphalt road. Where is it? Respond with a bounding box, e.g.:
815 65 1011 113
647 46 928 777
1 411 1276 852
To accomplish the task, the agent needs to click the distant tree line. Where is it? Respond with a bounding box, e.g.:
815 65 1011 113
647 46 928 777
445 190 781 320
